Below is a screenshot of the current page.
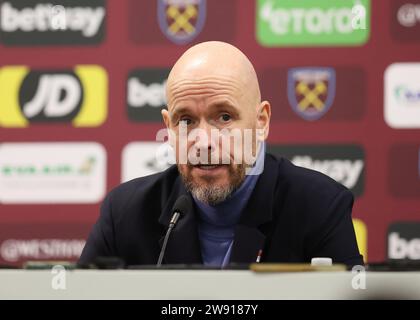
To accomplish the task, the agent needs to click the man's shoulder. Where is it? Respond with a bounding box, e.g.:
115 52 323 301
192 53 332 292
106 165 180 207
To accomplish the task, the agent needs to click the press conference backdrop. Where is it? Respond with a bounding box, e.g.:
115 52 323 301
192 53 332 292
0 0 419 267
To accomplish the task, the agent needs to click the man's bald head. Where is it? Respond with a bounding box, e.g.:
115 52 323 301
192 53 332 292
166 41 261 111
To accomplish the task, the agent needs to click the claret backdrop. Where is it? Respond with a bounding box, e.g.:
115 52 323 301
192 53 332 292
0 0 419 266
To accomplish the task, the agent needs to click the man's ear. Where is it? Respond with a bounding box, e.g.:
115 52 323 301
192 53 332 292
257 100 271 140
161 108 170 129
161 108 176 148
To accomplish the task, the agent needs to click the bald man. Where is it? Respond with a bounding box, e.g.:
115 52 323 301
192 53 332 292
80 42 363 268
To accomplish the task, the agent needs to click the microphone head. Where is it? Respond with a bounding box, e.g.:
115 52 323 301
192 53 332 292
172 194 192 216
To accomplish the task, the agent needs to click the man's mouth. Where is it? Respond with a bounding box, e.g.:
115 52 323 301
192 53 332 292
191 164 229 173
195 164 222 170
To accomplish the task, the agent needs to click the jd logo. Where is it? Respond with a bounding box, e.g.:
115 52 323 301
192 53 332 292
20 72 83 122
0 65 107 127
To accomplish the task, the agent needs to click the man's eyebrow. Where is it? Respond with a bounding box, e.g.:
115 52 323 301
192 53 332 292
170 101 239 121
170 106 191 120
208 101 239 112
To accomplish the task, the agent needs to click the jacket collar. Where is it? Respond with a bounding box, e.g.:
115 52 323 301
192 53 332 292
158 154 279 266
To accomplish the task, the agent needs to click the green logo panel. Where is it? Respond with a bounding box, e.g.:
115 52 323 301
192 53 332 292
256 0 370 46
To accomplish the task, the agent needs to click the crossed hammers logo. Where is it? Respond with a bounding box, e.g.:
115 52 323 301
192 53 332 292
295 81 328 111
167 4 198 35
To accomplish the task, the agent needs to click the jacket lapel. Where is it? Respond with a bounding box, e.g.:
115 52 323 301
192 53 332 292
230 155 279 264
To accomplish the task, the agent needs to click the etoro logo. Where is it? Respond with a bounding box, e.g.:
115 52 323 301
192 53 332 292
256 0 370 46
0 65 107 127
127 68 169 122
0 0 106 45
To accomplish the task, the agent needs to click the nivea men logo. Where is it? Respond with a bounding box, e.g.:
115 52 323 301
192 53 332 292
268 144 365 196
0 0 106 45
388 222 420 260
0 65 107 127
127 68 169 122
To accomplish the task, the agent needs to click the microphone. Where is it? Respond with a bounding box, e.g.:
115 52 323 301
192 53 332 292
157 195 191 267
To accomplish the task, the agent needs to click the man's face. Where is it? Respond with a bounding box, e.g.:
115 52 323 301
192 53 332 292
164 76 259 205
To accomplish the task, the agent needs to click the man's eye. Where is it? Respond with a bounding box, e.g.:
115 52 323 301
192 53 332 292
219 114 231 122
179 118 192 126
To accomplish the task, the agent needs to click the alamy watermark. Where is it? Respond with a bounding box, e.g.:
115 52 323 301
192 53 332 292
351 0 367 30
51 264 66 290
154 124 265 175
351 265 366 290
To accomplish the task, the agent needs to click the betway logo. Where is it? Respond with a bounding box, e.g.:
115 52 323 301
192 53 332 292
127 77 167 108
0 239 85 262
0 2 105 37
388 232 420 260
291 156 364 189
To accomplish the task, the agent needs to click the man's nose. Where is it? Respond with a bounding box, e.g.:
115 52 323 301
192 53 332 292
191 121 217 155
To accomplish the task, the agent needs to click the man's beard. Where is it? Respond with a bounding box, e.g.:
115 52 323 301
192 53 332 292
178 163 246 206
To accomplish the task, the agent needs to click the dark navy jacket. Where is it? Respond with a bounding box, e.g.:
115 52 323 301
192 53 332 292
79 153 363 267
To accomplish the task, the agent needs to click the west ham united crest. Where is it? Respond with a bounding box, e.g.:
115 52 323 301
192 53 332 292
158 0 207 45
287 67 336 121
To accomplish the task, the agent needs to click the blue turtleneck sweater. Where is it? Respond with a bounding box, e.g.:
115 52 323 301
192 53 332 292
192 144 265 267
